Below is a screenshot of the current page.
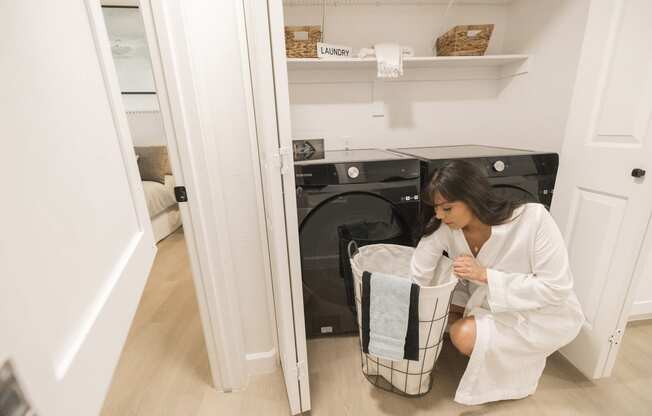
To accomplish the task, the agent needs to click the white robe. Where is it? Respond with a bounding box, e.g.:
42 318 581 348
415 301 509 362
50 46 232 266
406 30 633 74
410 203 584 405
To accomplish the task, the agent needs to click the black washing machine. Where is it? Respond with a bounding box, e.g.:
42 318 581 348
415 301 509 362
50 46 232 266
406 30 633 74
295 149 420 338
389 145 559 233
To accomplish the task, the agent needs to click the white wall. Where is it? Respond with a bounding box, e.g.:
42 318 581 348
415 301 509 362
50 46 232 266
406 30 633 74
102 6 156 93
630 219 652 319
284 3 508 57
284 0 589 153
122 95 166 147
180 0 276 372
125 111 167 146
497 0 590 152
103 4 167 147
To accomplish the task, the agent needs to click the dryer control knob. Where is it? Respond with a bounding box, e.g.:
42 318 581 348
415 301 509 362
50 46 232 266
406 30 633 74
493 160 506 172
347 166 360 179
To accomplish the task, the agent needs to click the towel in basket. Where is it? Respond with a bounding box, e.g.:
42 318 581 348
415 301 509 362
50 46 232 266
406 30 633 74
350 243 457 396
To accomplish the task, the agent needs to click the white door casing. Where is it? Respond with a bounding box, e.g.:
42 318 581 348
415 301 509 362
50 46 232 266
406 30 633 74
143 0 251 390
553 0 652 379
240 0 311 413
0 1 156 415
268 0 312 412
137 0 232 389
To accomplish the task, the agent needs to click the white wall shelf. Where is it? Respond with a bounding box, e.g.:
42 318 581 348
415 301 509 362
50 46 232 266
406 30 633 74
286 54 529 82
283 0 513 5
287 54 527 70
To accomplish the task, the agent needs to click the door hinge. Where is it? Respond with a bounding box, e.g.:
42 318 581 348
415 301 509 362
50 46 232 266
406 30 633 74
608 328 624 345
296 360 308 382
272 146 293 176
174 186 188 203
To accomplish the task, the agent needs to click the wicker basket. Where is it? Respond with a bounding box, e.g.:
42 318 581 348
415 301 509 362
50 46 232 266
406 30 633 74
285 26 321 58
435 24 494 56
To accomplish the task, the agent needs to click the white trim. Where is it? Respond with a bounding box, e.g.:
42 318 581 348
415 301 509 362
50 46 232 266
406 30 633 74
88 0 153 236
629 300 652 321
265 0 312 412
240 0 309 412
246 349 279 375
235 0 280 366
140 0 248 390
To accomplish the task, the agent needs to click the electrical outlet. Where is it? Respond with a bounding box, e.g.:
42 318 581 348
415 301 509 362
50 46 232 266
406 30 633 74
371 100 385 117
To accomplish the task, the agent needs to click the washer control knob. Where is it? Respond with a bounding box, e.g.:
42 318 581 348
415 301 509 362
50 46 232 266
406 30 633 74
347 166 360 179
493 160 506 172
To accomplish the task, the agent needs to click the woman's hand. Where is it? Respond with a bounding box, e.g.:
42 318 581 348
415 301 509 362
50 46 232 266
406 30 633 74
453 254 488 283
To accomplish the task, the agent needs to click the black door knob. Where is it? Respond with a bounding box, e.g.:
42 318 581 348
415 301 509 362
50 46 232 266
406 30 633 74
631 168 646 178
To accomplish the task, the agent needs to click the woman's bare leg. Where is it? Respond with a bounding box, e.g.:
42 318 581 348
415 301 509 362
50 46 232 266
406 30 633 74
449 317 477 356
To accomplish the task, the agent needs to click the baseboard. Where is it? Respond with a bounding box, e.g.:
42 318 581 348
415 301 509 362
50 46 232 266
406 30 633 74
245 348 278 375
628 300 652 321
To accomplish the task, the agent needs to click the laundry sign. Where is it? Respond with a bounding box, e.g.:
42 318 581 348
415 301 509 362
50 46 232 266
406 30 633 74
317 42 353 59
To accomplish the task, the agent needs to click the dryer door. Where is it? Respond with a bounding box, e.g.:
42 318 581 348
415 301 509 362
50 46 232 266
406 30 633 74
492 184 538 203
490 177 542 207
299 192 413 338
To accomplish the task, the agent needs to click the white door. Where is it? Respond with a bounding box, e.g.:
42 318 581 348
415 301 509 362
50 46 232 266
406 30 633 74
241 0 310 413
552 0 652 379
0 1 156 415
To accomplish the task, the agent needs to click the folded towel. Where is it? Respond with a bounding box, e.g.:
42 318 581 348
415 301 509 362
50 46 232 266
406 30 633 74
374 43 403 78
362 271 420 361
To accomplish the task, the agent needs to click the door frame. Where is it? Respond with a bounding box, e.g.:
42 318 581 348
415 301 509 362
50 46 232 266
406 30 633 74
142 0 253 390
98 0 251 390
237 0 312 412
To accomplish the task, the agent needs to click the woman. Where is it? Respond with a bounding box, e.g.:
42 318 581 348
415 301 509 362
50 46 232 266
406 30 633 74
410 160 584 405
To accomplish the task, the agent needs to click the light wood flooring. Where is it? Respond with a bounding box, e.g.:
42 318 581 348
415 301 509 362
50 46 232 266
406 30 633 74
101 230 652 415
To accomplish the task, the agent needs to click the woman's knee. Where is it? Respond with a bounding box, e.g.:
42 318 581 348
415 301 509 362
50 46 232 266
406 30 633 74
450 317 476 356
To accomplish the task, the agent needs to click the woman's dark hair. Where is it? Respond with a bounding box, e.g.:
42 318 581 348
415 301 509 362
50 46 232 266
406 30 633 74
421 159 524 236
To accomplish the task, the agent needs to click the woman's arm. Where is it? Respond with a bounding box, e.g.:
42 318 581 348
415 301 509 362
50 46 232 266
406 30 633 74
410 225 448 286
486 208 575 313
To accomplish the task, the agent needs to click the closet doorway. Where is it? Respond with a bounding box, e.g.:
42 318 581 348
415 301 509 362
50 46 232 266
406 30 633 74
98 3 212 414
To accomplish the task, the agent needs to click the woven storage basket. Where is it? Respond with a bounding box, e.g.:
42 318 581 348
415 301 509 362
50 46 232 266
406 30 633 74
285 26 321 58
435 24 494 56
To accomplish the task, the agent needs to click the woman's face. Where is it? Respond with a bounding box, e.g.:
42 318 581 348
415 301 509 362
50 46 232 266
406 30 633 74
433 192 475 229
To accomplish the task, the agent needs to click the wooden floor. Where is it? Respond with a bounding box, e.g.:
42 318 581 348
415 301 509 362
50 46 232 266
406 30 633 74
102 230 652 415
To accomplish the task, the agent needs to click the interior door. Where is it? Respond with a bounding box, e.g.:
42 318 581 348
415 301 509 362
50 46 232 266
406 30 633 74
241 0 311 414
552 0 652 379
0 1 156 415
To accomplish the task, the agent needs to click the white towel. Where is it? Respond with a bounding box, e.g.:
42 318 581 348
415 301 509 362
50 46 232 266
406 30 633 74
374 43 403 78
369 272 413 360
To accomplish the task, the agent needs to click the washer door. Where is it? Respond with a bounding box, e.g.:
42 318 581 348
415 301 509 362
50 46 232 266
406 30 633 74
299 192 411 337
492 183 539 205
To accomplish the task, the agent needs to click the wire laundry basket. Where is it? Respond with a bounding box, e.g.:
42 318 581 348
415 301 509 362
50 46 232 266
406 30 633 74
348 241 457 396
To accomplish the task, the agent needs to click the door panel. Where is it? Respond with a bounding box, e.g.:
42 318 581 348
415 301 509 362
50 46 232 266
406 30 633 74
241 0 310 413
268 0 312 410
0 2 156 414
565 189 627 328
553 0 652 379
594 0 652 141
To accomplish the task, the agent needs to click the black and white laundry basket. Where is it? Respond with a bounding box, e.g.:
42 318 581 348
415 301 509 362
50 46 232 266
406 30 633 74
349 242 458 396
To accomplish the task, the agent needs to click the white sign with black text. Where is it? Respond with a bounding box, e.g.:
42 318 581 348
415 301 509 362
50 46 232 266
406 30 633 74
317 42 353 59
